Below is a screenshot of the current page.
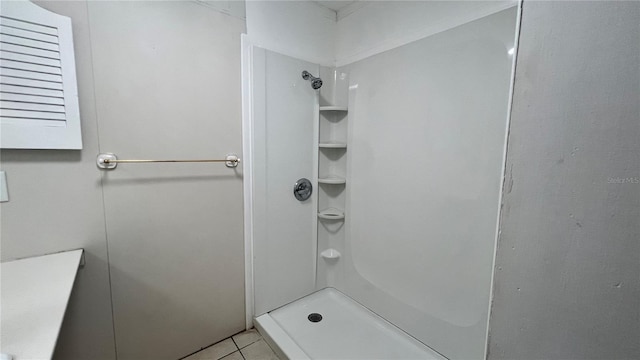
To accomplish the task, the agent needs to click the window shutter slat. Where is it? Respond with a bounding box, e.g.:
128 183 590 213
0 24 58 44
0 108 67 121
0 50 61 67
0 75 63 90
1 67 63 82
0 92 64 105
0 99 65 113
0 83 63 97
0 59 62 75
0 16 58 36
0 42 60 59
0 33 60 52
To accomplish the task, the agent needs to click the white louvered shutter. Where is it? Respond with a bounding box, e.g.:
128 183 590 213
0 0 82 149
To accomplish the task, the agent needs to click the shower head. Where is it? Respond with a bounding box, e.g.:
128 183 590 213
302 70 323 90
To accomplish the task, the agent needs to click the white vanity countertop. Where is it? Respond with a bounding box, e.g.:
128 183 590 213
1 249 83 360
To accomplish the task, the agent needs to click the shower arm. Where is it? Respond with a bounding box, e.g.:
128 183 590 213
302 70 323 89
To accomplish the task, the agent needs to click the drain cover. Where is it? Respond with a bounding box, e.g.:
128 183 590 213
308 313 323 323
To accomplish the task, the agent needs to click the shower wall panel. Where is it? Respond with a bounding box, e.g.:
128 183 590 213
252 48 319 316
337 8 517 359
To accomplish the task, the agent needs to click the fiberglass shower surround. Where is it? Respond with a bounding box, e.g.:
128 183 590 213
246 5 519 360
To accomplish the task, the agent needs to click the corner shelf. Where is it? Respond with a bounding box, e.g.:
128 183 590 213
318 208 345 220
320 106 348 112
318 176 346 185
320 248 341 260
319 142 347 149
317 86 349 274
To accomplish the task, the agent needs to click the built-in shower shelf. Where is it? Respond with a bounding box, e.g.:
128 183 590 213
318 208 345 220
319 106 348 112
318 176 346 185
319 142 347 149
320 248 341 260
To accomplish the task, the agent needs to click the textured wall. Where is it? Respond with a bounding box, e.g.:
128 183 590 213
489 1 640 359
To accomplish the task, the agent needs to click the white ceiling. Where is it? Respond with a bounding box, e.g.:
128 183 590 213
313 0 359 12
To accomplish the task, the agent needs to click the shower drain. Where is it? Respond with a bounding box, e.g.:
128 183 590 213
307 313 323 323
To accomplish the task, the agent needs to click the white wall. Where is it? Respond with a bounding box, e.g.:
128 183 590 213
0 2 116 358
335 1 516 66
88 2 246 359
489 2 640 359
245 0 336 66
337 8 517 359
1 1 246 359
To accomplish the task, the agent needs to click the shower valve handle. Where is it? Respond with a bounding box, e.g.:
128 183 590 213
293 178 313 201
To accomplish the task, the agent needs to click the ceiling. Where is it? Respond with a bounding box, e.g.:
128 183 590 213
313 0 359 12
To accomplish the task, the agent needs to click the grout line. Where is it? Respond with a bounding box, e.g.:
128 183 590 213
240 338 262 349
235 334 263 350
230 328 263 349
179 337 236 360
220 351 237 360
217 348 239 360
238 349 247 360
230 335 247 360
181 330 262 359
231 336 241 351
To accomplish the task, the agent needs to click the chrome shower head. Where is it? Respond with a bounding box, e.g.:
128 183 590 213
302 70 323 90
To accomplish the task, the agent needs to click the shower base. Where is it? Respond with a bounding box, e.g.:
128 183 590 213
255 288 444 360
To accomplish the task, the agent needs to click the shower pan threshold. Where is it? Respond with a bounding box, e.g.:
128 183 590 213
255 288 445 360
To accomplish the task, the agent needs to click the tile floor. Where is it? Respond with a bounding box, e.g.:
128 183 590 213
181 328 281 360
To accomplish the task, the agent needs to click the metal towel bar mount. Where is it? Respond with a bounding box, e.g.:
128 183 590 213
96 153 240 170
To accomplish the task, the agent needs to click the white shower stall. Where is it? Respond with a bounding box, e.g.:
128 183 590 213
242 2 520 359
